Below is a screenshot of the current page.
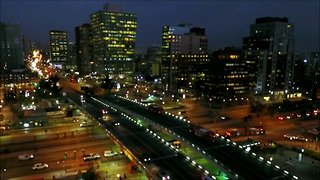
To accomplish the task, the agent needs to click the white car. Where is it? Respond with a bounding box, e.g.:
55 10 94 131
284 134 297 140
18 154 34 160
104 150 117 157
32 163 48 170
83 153 100 161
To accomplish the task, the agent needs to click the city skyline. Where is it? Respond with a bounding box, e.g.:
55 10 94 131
1 0 319 53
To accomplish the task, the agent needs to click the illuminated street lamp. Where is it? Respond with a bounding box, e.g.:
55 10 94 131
298 148 304 162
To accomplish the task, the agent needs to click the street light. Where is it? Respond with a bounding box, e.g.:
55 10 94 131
298 148 304 162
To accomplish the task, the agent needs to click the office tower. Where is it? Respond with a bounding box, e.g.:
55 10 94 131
67 42 76 70
175 54 210 91
49 30 69 68
76 24 93 76
145 46 162 77
134 53 147 77
0 22 24 71
200 47 248 105
243 17 294 95
161 24 208 91
90 4 137 83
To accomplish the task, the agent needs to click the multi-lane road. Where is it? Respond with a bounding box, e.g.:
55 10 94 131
97 94 297 180
65 88 206 179
1 124 119 179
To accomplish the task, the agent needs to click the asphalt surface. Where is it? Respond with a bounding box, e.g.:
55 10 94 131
65 89 205 180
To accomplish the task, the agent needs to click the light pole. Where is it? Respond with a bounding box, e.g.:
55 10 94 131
298 148 304 163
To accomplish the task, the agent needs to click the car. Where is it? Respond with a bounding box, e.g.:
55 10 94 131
157 168 170 180
104 150 117 157
112 121 120 126
18 154 34 160
83 153 100 161
32 163 48 170
296 135 308 142
284 134 297 140
80 122 93 127
220 116 231 120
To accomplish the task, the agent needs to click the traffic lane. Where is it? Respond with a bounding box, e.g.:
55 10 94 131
2 138 111 169
1 124 113 161
0 129 111 157
3 140 113 179
0 127 93 149
103 95 289 180
1 122 84 143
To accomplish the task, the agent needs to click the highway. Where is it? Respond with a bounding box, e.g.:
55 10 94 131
99 94 295 180
64 88 205 179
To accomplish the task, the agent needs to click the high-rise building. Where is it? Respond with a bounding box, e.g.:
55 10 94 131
75 23 93 76
145 46 162 77
200 47 249 105
49 30 69 68
67 42 77 70
90 4 137 83
161 24 208 91
243 17 295 94
0 22 24 71
175 54 210 91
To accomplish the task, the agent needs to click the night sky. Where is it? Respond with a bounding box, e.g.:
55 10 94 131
1 0 319 53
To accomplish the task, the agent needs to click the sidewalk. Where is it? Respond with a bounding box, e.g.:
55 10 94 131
261 147 320 180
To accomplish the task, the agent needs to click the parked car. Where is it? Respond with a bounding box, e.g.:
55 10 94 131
32 163 48 170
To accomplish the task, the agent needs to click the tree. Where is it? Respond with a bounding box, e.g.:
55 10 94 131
101 77 115 90
80 166 98 180
37 75 62 96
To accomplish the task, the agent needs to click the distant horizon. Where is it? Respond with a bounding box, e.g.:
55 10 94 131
1 0 319 53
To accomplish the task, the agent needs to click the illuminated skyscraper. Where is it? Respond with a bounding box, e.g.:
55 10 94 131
200 47 249 105
161 24 208 91
90 4 137 83
0 22 24 71
243 17 294 94
49 30 69 68
76 23 93 75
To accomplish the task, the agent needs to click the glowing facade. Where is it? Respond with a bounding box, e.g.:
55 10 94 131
243 17 294 93
76 24 93 75
90 5 137 82
0 23 24 71
161 25 208 91
49 30 69 68
200 47 249 104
